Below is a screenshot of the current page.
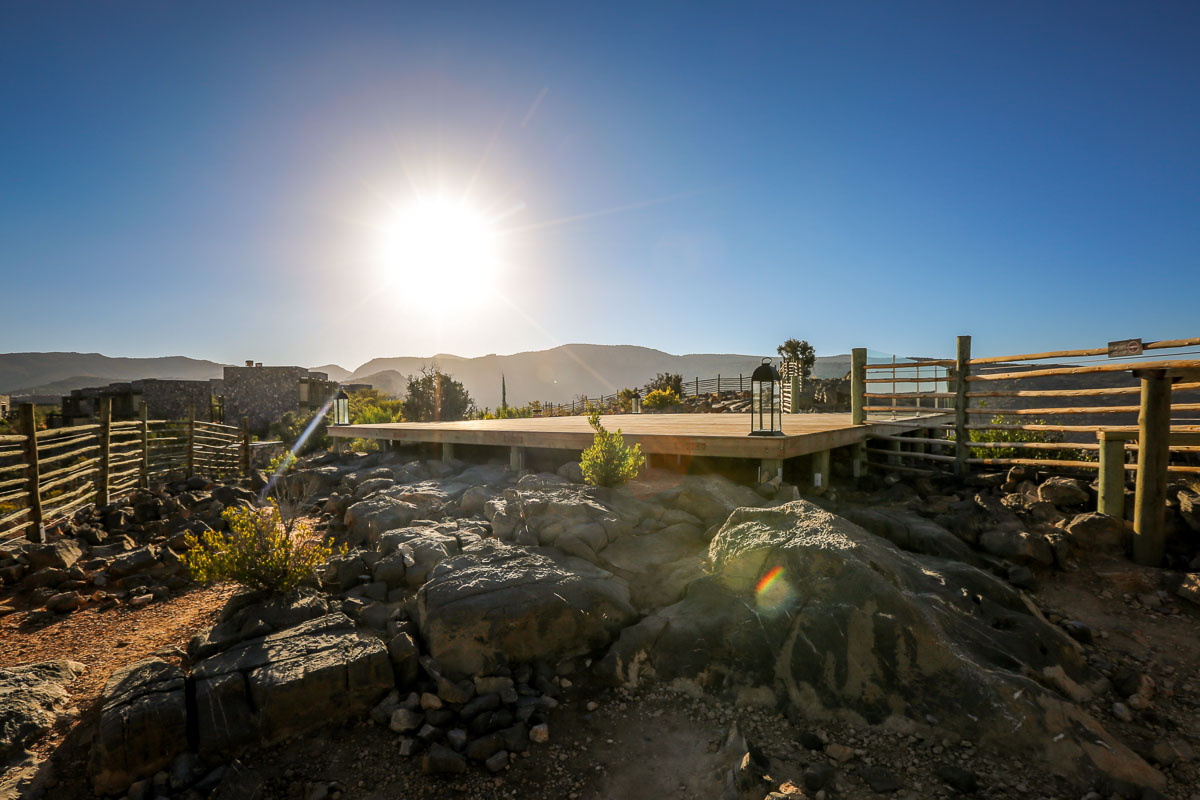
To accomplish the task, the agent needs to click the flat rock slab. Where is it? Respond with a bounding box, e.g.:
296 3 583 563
191 613 391 755
417 540 637 676
89 659 187 796
0 659 85 764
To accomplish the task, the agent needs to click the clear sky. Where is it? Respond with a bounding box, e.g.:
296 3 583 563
2 1 1197 370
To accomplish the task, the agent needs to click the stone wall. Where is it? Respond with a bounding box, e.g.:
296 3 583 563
133 379 215 422
223 366 336 434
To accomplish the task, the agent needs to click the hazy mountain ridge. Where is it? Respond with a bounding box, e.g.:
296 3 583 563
0 352 226 395
346 344 851 408
0 347 851 408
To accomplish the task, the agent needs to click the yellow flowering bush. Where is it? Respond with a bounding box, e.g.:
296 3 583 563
642 388 681 410
185 501 334 593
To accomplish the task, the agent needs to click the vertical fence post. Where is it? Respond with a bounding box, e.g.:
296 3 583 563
953 335 972 477
1097 431 1126 519
850 348 867 425
717 374 721 394
240 416 251 477
19 404 44 543
187 403 196 478
695 376 699 397
1132 370 1172 566
97 395 112 508
139 401 149 489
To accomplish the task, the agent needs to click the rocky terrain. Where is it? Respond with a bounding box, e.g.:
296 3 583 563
1 450 1198 800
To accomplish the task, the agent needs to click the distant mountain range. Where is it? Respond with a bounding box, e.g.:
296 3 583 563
0 353 226 397
332 345 853 409
0 346 852 409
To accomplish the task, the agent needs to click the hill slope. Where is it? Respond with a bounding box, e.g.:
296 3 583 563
0 353 227 395
347 344 850 408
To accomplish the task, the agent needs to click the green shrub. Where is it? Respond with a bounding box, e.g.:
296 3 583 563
269 410 329 455
185 502 336 593
642 388 681 410
644 372 683 396
965 411 1091 461
580 411 645 487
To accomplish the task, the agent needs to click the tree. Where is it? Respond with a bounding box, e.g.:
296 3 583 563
777 339 816 379
644 372 683 396
402 366 476 422
580 411 645 487
501 374 507 414
348 387 404 424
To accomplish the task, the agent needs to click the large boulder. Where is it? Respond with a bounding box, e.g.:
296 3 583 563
602 501 1163 792
344 495 419 545
416 540 637 676
596 523 707 610
494 487 628 563
633 471 765 526
840 507 979 565
378 527 463 588
89 659 188 795
190 613 392 757
1038 476 1090 508
0 660 85 764
26 539 83 571
1065 512 1128 552
187 592 331 660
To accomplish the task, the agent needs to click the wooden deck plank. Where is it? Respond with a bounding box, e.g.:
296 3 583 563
329 413 952 460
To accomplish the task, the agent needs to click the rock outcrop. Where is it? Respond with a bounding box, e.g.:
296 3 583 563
417 540 637 676
603 500 1164 792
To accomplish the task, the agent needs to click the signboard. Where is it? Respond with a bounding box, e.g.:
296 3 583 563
1107 338 1143 358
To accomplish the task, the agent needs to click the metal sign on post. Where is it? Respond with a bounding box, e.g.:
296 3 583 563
1107 338 1143 358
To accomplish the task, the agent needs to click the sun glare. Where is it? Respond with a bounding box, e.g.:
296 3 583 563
377 197 500 304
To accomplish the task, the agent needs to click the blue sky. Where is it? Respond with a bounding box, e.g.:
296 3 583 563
2 1 1197 370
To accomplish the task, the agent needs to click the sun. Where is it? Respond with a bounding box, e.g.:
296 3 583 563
376 196 500 304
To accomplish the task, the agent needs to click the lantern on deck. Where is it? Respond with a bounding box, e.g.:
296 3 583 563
332 388 350 426
631 390 642 414
749 358 783 436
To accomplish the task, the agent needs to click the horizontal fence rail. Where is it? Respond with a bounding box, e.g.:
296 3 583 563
536 373 755 417
0 403 254 543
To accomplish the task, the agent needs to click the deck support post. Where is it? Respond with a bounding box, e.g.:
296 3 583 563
811 450 830 489
851 441 867 478
953 335 971 477
509 446 525 473
758 458 783 485
1132 370 1172 566
851 348 867 424
887 438 902 466
1097 431 1127 520
441 442 455 462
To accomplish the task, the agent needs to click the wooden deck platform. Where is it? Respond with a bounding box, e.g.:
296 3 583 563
329 413 951 460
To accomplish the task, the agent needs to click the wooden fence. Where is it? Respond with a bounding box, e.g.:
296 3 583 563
0 401 249 543
537 373 753 417
851 335 1200 565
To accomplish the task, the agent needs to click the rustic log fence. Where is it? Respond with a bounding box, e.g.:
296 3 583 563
536 373 753 417
0 403 250 543
850 335 1200 565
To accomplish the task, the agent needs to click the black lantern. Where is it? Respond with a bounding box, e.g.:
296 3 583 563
749 358 783 436
631 389 642 414
332 388 350 426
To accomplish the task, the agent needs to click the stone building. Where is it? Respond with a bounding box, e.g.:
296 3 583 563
222 362 337 434
0 395 9 418
61 379 217 426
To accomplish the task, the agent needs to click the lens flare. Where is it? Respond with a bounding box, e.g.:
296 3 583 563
259 396 335 502
754 565 793 611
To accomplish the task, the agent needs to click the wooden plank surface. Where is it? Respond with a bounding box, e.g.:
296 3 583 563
330 413 953 460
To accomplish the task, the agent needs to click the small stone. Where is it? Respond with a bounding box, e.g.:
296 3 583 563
530 723 550 744
585 701 599 712
422 743 467 774
484 749 509 773
934 763 978 794
389 708 423 733
130 593 154 608
826 743 855 763
446 728 468 751
1112 702 1133 722
804 762 835 791
420 692 443 710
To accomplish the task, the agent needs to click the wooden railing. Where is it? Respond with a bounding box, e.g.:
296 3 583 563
849 335 1200 564
537 373 753 416
0 403 251 543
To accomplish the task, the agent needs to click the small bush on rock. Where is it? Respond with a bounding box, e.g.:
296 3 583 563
580 411 644 487
642 388 681 410
185 502 335 593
